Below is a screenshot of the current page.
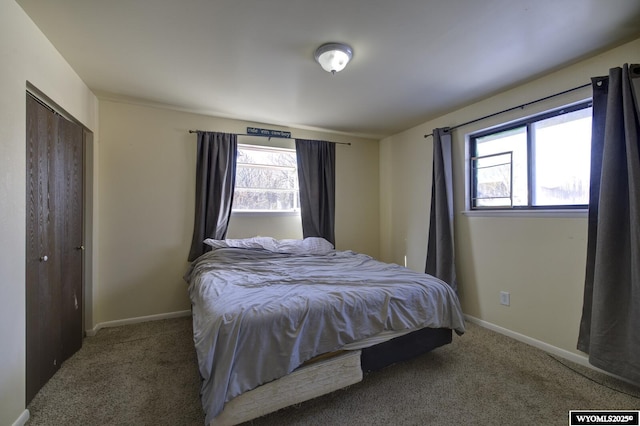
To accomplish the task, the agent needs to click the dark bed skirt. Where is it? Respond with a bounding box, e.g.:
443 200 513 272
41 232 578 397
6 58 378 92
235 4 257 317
360 327 452 372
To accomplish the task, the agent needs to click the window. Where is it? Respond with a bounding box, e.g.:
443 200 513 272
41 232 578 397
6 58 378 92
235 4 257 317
469 101 592 209
233 144 299 213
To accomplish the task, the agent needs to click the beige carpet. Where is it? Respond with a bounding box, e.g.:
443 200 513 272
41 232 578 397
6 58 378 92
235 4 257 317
26 317 639 426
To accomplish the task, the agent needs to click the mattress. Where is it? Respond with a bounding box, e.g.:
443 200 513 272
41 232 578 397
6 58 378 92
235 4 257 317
185 238 465 424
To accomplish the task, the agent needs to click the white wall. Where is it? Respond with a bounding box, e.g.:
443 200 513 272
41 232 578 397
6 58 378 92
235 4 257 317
380 37 640 357
0 1 98 424
95 99 379 325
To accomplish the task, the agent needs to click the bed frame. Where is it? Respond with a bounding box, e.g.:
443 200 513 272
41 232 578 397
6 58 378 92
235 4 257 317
209 327 452 426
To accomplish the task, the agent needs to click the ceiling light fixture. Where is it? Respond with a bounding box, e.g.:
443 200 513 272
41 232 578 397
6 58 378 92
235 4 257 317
314 42 353 74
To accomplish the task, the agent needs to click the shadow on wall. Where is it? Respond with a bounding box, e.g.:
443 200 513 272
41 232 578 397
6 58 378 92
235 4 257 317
455 216 482 316
95 244 192 326
226 214 303 240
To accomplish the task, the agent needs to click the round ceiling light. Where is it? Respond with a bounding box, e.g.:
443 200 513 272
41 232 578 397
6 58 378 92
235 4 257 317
314 42 353 74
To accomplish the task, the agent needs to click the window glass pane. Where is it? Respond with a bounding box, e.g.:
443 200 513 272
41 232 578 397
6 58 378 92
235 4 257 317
532 107 591 206
235 165 297 190
237 145 295 167
475 127 527 207
233 144 299 212
233 188 298 210
473 152 513 207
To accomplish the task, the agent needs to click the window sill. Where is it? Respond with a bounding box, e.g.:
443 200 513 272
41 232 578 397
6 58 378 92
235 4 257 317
461 209 588 218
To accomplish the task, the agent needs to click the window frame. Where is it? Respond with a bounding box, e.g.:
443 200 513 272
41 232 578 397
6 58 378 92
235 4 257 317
468 100 592 211
232 143 300 215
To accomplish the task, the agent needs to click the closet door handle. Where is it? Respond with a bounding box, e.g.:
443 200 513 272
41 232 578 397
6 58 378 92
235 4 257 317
75 245 85 251
40 255 48 262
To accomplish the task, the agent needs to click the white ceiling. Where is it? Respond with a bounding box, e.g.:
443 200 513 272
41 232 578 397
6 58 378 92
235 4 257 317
17 0 640 138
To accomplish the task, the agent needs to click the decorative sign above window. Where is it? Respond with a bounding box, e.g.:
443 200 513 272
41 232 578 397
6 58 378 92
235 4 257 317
247 127 291 138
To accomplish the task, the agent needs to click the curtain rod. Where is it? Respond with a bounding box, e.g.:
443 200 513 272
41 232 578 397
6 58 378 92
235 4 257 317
188 130 351 145
423 82 591 138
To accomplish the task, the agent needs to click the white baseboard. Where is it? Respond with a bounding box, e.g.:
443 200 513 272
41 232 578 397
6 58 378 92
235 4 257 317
86 310 191 336
12 409 29 426
463 314 636 386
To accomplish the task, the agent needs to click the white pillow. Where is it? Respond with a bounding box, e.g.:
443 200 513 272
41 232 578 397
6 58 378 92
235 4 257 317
203 236 277 251
274 237 334 255
203 236 334 255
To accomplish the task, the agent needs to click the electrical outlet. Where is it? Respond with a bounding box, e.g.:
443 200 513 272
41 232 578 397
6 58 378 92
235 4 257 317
500 291 510 306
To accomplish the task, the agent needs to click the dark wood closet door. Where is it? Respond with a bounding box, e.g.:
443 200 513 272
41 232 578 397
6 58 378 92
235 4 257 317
57 116 84 362
26 93 85 404
26 94 62 404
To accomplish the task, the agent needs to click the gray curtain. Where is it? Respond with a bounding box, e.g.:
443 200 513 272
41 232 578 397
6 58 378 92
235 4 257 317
295 139 336 245
425 128 457 292
577 64 640 383
188 132 237 261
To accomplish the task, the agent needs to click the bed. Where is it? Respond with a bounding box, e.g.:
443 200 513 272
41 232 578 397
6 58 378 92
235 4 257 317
184 237 465 425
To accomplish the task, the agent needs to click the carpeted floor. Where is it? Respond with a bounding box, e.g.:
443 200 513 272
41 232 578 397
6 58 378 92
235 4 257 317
26 317 639 426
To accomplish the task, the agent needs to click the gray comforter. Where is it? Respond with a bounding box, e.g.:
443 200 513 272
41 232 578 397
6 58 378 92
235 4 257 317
185 247 465 424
